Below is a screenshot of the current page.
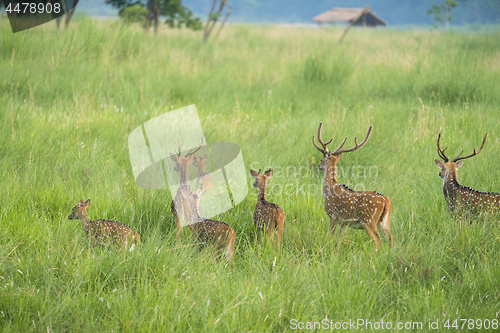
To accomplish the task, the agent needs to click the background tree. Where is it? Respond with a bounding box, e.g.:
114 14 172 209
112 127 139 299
119 1 149 26
427 0 466 29
203 0 231 42
164 2 202 30
106 0 201 34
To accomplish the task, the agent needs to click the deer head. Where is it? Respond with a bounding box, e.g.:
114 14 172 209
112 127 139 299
312 122 373 171
68 199 90 220
250 168 273 190
169 139 203 186
193 154 209 168
435 133 487 179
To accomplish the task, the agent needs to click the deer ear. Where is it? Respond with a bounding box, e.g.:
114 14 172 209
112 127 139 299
202 154 209 161
84 199 91 207
336 153 342 162
170 153 178 162
264 169 273 178
456 160 463 168
435 159 445 169
250 170 258 177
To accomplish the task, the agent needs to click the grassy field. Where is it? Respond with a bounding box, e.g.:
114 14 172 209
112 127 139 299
1 18 500 331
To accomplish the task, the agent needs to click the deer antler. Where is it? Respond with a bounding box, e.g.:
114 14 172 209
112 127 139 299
453 133 487 163
176 140 182 157
333 125 373 155
312 122 333 155
185 139 204 157
437 133 449 162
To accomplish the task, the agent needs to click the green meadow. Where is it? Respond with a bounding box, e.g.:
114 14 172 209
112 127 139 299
1 18 500 331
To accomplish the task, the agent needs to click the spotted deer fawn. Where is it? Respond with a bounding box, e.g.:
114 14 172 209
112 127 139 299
68 199 140 252
312 122 392 252
182 188 235 268
435 133 500 219
170 141 202 242
193 154 213 194
250 169 285 250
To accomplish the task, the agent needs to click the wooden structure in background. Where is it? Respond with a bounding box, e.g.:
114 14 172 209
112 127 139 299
312 7 387 27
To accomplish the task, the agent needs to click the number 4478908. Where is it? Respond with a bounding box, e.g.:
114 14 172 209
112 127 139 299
443 318 498 330
5 2 62 14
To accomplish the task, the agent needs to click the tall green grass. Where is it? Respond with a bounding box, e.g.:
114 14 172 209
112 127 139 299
1 18 500 331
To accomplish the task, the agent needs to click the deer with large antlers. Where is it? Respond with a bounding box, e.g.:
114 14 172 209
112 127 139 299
170 140 203 242
182 188 235 268
69 199 140 253
435 133 500 219
312 122 393 252
250 168 285 250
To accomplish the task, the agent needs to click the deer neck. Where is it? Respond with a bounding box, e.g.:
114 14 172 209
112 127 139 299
323 164 339 188
443 169 460 203
79 211 91 230
189 203 203 225
179 167 191 190
257 182 268 202
196 163 205 176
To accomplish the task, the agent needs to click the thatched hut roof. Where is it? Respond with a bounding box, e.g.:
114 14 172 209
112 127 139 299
312 7 387 27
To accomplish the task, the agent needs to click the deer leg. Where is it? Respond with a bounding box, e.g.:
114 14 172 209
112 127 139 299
338 224 347 237
266 222 276 248
256 229 262 245
176 218 183 243
225 240 234 269
330 215 338 236
275 219 284 251
380 227 393 246
363 223 381 252
380 200 393 246
89 235 98 247
215 248 220 263
172 200 183 244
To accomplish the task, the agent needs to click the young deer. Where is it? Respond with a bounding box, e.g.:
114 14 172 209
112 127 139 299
250 169 285 250
182 188 235 268
170 141 203 242
435 133 500 219
312 122 392 252
193 154 213 194
68 199 140 252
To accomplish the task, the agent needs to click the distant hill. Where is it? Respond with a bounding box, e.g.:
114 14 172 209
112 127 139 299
75 0 500 25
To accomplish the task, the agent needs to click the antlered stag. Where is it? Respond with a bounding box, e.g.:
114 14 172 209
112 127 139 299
435 133 500 219
170 141 202 242
312 122 392 251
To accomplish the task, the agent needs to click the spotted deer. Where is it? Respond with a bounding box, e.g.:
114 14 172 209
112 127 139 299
435 133 500 219
182 188 235 268
170 141 203 242
68 199 140 252
312 122 392 252
250 169 285 250
193 154 213 194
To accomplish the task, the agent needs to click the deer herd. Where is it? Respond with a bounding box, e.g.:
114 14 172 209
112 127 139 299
69 122 499 266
